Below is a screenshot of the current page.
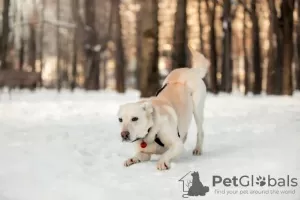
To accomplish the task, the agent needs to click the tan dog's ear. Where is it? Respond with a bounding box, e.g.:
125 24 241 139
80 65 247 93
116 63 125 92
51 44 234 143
141 101 153 115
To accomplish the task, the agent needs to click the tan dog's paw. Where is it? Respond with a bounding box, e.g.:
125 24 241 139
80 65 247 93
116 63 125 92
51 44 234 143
192 148 202 156
156 159 170 170
124 158 140 167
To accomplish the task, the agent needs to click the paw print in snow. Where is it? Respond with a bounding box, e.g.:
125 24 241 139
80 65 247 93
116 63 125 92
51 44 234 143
256 176 266 186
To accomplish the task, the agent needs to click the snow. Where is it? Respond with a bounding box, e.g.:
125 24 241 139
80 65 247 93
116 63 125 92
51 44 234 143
0 89 299 200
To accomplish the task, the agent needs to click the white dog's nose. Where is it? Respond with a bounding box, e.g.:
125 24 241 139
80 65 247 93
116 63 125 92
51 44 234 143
121 131 130 140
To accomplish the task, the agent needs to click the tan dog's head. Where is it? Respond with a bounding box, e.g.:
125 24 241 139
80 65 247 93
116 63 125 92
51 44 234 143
117 101 154 142
188 44 210 70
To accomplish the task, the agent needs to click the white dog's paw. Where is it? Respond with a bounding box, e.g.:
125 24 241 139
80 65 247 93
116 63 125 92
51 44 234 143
192 148 202 156
156 159 170 170
124 158 140 167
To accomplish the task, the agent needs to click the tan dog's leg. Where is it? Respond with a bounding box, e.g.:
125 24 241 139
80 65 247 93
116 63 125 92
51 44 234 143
124 152 151 167
156 135 184 170
192 92 205 155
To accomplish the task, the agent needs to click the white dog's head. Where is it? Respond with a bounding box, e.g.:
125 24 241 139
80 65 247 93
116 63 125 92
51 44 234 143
117 101 154 142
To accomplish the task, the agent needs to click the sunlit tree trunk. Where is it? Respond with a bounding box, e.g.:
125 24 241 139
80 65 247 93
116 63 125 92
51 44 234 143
267 12 275 94
198 0 204 54
135 6 142 90
172 0 187 69
140 0 160 97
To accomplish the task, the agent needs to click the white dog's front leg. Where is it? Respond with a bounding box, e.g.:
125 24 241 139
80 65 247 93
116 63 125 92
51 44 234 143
124 152 151 167
157 138 184 170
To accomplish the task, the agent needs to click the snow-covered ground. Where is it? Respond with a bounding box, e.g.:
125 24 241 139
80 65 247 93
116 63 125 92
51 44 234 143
0 89 299 200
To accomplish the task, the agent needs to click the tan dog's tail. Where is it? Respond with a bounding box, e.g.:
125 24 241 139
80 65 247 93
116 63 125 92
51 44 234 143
188 45 210 79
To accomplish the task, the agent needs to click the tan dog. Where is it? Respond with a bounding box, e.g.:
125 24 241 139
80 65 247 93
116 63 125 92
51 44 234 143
117 47 210 170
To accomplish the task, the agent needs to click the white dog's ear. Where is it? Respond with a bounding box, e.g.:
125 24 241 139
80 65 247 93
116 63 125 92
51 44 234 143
117 104 124 116
141 101 153 114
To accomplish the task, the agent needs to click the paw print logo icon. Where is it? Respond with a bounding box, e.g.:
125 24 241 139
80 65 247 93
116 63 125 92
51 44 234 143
256 176 266 186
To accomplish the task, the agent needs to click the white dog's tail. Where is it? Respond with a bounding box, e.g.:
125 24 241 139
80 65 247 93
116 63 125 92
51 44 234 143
189 45 210 79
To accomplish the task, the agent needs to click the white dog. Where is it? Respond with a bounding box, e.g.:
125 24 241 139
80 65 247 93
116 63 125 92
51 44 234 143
117 47 210 170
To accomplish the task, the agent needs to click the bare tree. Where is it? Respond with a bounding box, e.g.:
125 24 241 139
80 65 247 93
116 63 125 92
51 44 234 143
281 0 295 95
84 0 100 90
113 0 126 93
39 0 46 85
297 0 300 90
185 180 192 189
205 0 218 94
267 0 283 94
135 1 142 90
28 22 36 72
139 0 160 97
198 0 204 54
1 0 10 70
221 0 233 93
19 13 25 71
71 0 79 91
239 0 262 95
56 0 61 91
243 4 249 95
172 0 187 69
267 0 295 95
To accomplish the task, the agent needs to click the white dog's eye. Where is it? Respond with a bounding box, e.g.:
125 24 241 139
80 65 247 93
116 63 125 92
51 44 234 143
132 117 138 122
118 118 123 122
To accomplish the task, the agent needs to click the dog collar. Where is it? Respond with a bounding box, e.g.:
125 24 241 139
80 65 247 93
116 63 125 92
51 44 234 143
139 127 165 148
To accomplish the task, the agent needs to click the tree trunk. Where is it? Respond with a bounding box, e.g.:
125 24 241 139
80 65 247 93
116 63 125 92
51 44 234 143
56 0 61 91
140 0 160 97
28 23 36 72
243 5 249 95
1 0 10 70
267 16 274 94
221 0 232 92
281 0 295 95
172 0 187 69
71 0 79 91
205 0 218 94
19 14 25 71
251 0 262 95
267 0 283 94
113 0 126 93
136 6 142 90
84 0 100 90
39 0 45 85
198 0 204 53
297 0 300 90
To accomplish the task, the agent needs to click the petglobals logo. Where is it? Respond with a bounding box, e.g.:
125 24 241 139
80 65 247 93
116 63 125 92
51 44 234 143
212 175 298 187
178 173 299 198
